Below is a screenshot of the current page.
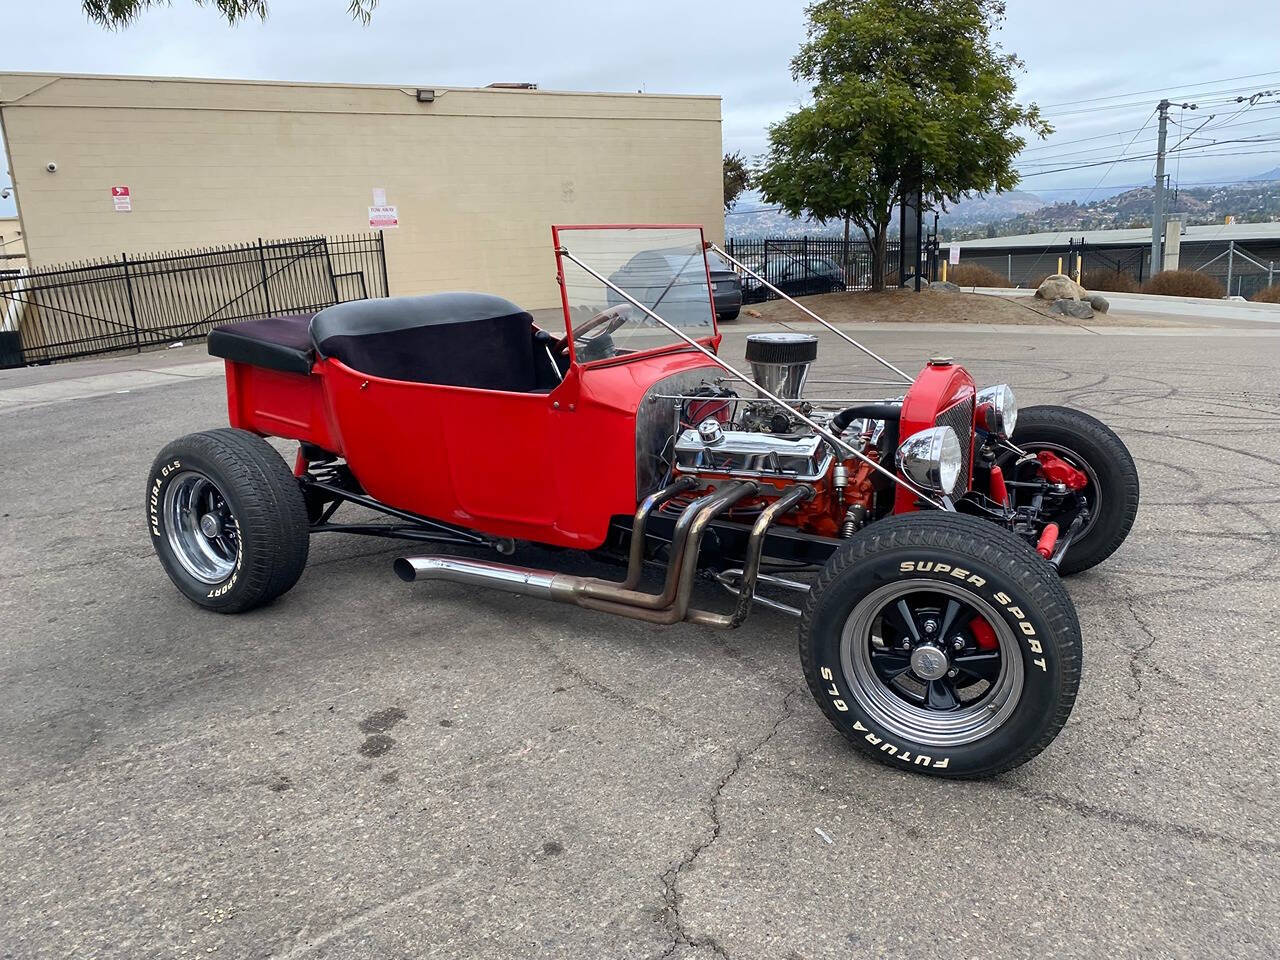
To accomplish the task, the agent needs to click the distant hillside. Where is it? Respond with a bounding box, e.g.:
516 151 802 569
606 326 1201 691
726 189 1046 238
942 177 1280 240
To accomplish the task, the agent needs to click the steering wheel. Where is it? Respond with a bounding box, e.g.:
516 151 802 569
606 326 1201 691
554 305 631 357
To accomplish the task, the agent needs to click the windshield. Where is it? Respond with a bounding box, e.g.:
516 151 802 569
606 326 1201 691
554 226 716 362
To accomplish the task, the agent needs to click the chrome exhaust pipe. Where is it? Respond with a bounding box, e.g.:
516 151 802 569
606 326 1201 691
394 555 565 599
395 481 762 624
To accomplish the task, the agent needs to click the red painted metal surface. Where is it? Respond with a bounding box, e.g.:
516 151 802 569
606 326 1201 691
988 464 1009 505
1036 450 1089 491
969 616 999 651
892 361 977 513
225 347 721 549
1036 522 1060 559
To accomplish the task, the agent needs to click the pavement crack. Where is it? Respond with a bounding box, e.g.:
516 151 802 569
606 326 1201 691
529 633 676 729
656 687 800 960
1121 595 1161 751
994 781 1279 855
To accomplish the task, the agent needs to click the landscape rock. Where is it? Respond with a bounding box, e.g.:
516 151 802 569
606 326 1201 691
1036 274 1087 301
1086 293 1110 313
1049 298 1095 319
931 281 961 293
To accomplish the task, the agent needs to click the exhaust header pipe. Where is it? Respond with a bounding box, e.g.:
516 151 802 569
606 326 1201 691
396 482 813 629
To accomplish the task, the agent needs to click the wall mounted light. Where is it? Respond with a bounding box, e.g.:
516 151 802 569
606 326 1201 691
416 89 435 103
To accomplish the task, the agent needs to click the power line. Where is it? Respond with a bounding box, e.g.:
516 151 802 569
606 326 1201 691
1036 70 1280 109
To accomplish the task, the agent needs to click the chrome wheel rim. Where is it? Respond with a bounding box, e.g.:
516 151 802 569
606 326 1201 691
839 579 1025 748
163 471 239 583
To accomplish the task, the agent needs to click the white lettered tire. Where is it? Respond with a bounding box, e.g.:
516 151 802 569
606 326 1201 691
147 429 310 613
800 512 1081 778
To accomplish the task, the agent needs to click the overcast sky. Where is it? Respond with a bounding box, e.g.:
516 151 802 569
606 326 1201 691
3 0 1279 219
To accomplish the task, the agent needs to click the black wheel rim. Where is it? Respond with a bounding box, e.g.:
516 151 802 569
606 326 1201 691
1000 441 1101 541
839 580 1024 747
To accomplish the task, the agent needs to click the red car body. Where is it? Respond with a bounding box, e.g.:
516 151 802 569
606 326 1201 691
221 218 975 549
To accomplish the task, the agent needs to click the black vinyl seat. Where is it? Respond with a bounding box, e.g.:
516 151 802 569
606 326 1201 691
207 313 316 375
310 293 541 392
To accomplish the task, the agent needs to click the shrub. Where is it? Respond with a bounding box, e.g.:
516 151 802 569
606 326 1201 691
1251 285 1280 304
1082 269 1139 294
948 263 1010 288
1141 270 1225 299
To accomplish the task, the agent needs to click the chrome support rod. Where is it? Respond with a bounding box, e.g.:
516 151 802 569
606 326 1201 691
707 241 916 384
557 248 946 510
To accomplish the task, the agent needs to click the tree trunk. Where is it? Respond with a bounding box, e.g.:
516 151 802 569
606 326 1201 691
869 227 889 293
842 215 851 283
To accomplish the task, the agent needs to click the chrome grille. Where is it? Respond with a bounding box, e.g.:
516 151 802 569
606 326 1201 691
934 396 975 493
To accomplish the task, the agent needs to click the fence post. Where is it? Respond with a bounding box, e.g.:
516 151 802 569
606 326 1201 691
378 230 390 297
1007 253 1012 284
257 238 272 315
1226 241 1235 295
1269 261 1274 289
121 252 141 354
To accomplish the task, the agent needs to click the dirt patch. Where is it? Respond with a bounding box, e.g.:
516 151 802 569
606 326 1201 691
742 288 1189 327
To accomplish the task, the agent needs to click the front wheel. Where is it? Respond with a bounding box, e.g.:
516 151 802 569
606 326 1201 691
147 428 310 613
1001 405 1139 575
800 513 1081 779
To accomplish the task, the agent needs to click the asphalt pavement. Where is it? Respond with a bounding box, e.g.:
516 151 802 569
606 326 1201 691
1 318 1277 958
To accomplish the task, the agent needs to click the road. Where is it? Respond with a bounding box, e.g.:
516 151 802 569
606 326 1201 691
1 320 1277 959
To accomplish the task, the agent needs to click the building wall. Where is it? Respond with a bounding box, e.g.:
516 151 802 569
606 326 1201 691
0 73 723 309
0 216 23 259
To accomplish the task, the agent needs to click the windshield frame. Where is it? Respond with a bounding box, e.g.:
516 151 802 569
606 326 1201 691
551 224 721 369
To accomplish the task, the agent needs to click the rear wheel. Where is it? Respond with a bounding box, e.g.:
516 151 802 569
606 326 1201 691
147 429 310 613
717 308 741 322
800 513 1081 779
1001 405 1139 575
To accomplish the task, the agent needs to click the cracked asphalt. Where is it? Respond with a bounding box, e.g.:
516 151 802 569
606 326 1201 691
1 319 1278 958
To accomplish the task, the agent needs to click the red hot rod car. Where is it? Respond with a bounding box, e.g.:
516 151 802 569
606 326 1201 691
147 225 1139 778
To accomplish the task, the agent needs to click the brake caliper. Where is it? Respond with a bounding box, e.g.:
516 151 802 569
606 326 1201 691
1036 450 1088 490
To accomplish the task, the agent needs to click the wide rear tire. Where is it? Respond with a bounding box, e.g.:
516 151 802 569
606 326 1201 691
800 512 1081 779
147 428 310 613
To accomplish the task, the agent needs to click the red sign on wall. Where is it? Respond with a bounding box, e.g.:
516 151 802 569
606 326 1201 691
111 186 132 212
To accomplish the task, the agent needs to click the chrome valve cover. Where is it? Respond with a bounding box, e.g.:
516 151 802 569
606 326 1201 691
674 425 834 481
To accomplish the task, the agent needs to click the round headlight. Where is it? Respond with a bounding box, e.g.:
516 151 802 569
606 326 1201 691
896 425 963 495
977 384 1017 439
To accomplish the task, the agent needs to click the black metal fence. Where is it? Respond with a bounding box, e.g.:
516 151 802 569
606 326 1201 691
0 233 388 366
724 236 904 301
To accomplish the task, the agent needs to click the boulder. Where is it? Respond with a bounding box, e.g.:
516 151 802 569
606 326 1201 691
1086 293 1110 314
1036 274 1086 301
931 281 961 293
1049 298 1094 319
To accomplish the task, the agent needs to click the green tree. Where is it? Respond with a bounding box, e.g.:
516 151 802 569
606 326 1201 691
757 0 1048 290
83 0 376 27
723 151 752 210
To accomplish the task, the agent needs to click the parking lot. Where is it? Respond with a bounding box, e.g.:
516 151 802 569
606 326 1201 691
2 317 1278 958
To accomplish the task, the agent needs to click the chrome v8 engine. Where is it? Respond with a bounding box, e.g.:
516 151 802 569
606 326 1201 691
673 333 841 483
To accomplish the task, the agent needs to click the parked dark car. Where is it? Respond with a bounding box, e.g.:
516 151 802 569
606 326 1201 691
607 247 743 322
742 254 847 303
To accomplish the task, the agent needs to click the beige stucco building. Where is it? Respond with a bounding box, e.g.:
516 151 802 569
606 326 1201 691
0 216 23 265
0 73 723 309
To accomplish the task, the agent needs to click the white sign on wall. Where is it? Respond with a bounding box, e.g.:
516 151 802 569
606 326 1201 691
368 205 399 229
111 185 132 213
372 187 387 206
949 244 960 265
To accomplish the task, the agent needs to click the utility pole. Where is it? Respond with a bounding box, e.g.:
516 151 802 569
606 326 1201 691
1150 99 1170 277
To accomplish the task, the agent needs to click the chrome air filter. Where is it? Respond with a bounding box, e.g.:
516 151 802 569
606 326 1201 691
744 332 819 400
